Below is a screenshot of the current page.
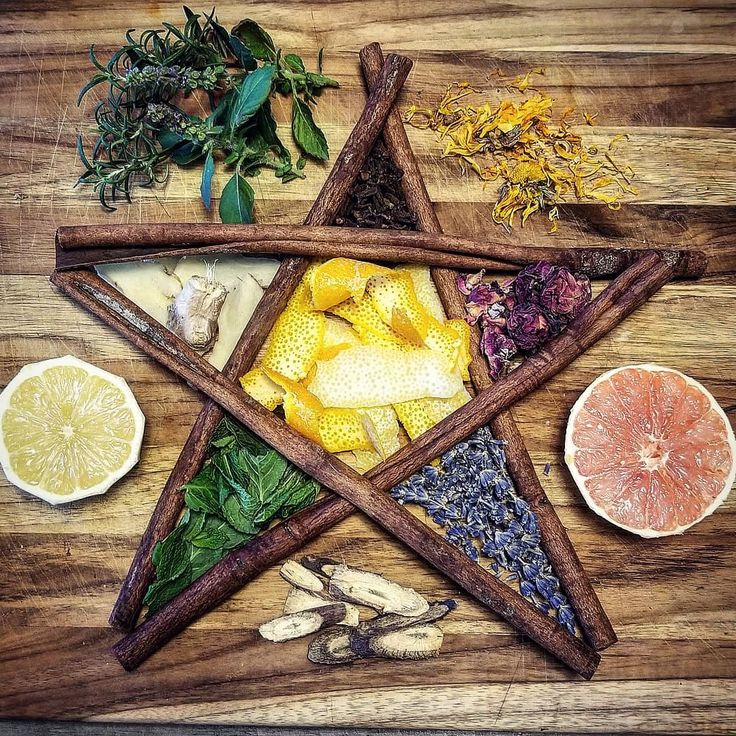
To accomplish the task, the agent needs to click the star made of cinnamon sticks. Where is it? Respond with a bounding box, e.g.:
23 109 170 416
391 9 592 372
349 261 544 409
52 45 704 679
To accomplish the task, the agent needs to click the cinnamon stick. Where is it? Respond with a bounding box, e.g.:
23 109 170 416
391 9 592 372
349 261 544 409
108 52 413 631
360 41 616 651
55 236 512 273
54 268 598 677
55 223 707 279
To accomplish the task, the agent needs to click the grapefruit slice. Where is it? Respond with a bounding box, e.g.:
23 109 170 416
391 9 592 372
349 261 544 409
565 364 736 537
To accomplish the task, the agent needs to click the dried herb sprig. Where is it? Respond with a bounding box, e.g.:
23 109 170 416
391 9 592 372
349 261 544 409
76 6 338 222
391 427 577 634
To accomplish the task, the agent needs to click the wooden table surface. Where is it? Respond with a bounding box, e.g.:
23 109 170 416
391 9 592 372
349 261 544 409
1 1 735 733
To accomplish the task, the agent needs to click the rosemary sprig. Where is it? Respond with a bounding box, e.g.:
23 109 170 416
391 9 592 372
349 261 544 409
76 6 338 221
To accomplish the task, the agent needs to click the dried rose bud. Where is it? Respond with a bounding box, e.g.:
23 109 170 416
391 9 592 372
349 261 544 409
456 270 486 296
481 327 517 379
513 261 556 305
540 268 591 317
506 304 551 352
469 282 506 307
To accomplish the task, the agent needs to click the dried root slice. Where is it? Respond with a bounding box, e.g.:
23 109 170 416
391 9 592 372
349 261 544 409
283 587 360 627
299 555 342 578
356 600 456 637
258 604 346 642
308 625 361 665
279 560 324 593
328 564 429 617
351 625 443 660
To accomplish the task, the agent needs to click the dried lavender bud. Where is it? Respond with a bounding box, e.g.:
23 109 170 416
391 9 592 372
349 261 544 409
390 427 577 634
506 304 551 352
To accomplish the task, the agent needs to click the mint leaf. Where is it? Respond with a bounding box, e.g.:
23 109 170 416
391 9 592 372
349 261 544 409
219 173 254 223
231 19 276 62
291 96 328 160
231 65 275 128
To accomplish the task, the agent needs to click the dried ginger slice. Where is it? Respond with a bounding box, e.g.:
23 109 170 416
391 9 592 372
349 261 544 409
308 345 464 409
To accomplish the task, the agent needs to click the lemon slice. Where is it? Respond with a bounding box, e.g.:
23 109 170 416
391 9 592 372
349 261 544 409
0 356 145 505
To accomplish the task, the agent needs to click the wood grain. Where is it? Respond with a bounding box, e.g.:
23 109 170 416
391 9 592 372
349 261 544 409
0 0 735 732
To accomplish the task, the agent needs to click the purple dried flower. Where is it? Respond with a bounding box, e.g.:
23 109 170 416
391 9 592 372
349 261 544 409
456 270 485 296
540 268 591 317
513 261 556 305
506 304 551 352
481 327 518 379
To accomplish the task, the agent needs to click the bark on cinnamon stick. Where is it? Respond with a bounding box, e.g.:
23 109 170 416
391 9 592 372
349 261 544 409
56 223 706 279
53 268 598 678
55 236 512 273
360 41 616 651
107 52 414 631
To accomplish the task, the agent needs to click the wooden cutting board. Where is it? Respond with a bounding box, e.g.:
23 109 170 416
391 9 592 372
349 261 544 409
0 1 735 732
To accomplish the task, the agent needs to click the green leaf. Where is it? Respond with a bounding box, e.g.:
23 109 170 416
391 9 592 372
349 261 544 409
158 130 204 165
189 546 227 579
284 53 305 73
291 95 329 160
305 72 340 91
183 465 221 515
151 525 189 581
240 450 288 505
231 19 276 62
296 156 307 171
200 150 215 209
143 568 192 614
231 65 275 128
219 173 254 224
228 34 257 71
223 493 260 534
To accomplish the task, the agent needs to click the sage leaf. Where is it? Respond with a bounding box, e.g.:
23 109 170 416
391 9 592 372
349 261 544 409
200 150 215 209
231 19 276 62
231 64 275 128
219 173 254 224
291 96 329 160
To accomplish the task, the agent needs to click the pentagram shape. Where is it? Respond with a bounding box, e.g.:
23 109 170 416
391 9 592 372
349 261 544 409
49 44 687 680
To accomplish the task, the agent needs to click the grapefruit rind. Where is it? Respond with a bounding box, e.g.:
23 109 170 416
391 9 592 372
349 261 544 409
565 364 736 538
